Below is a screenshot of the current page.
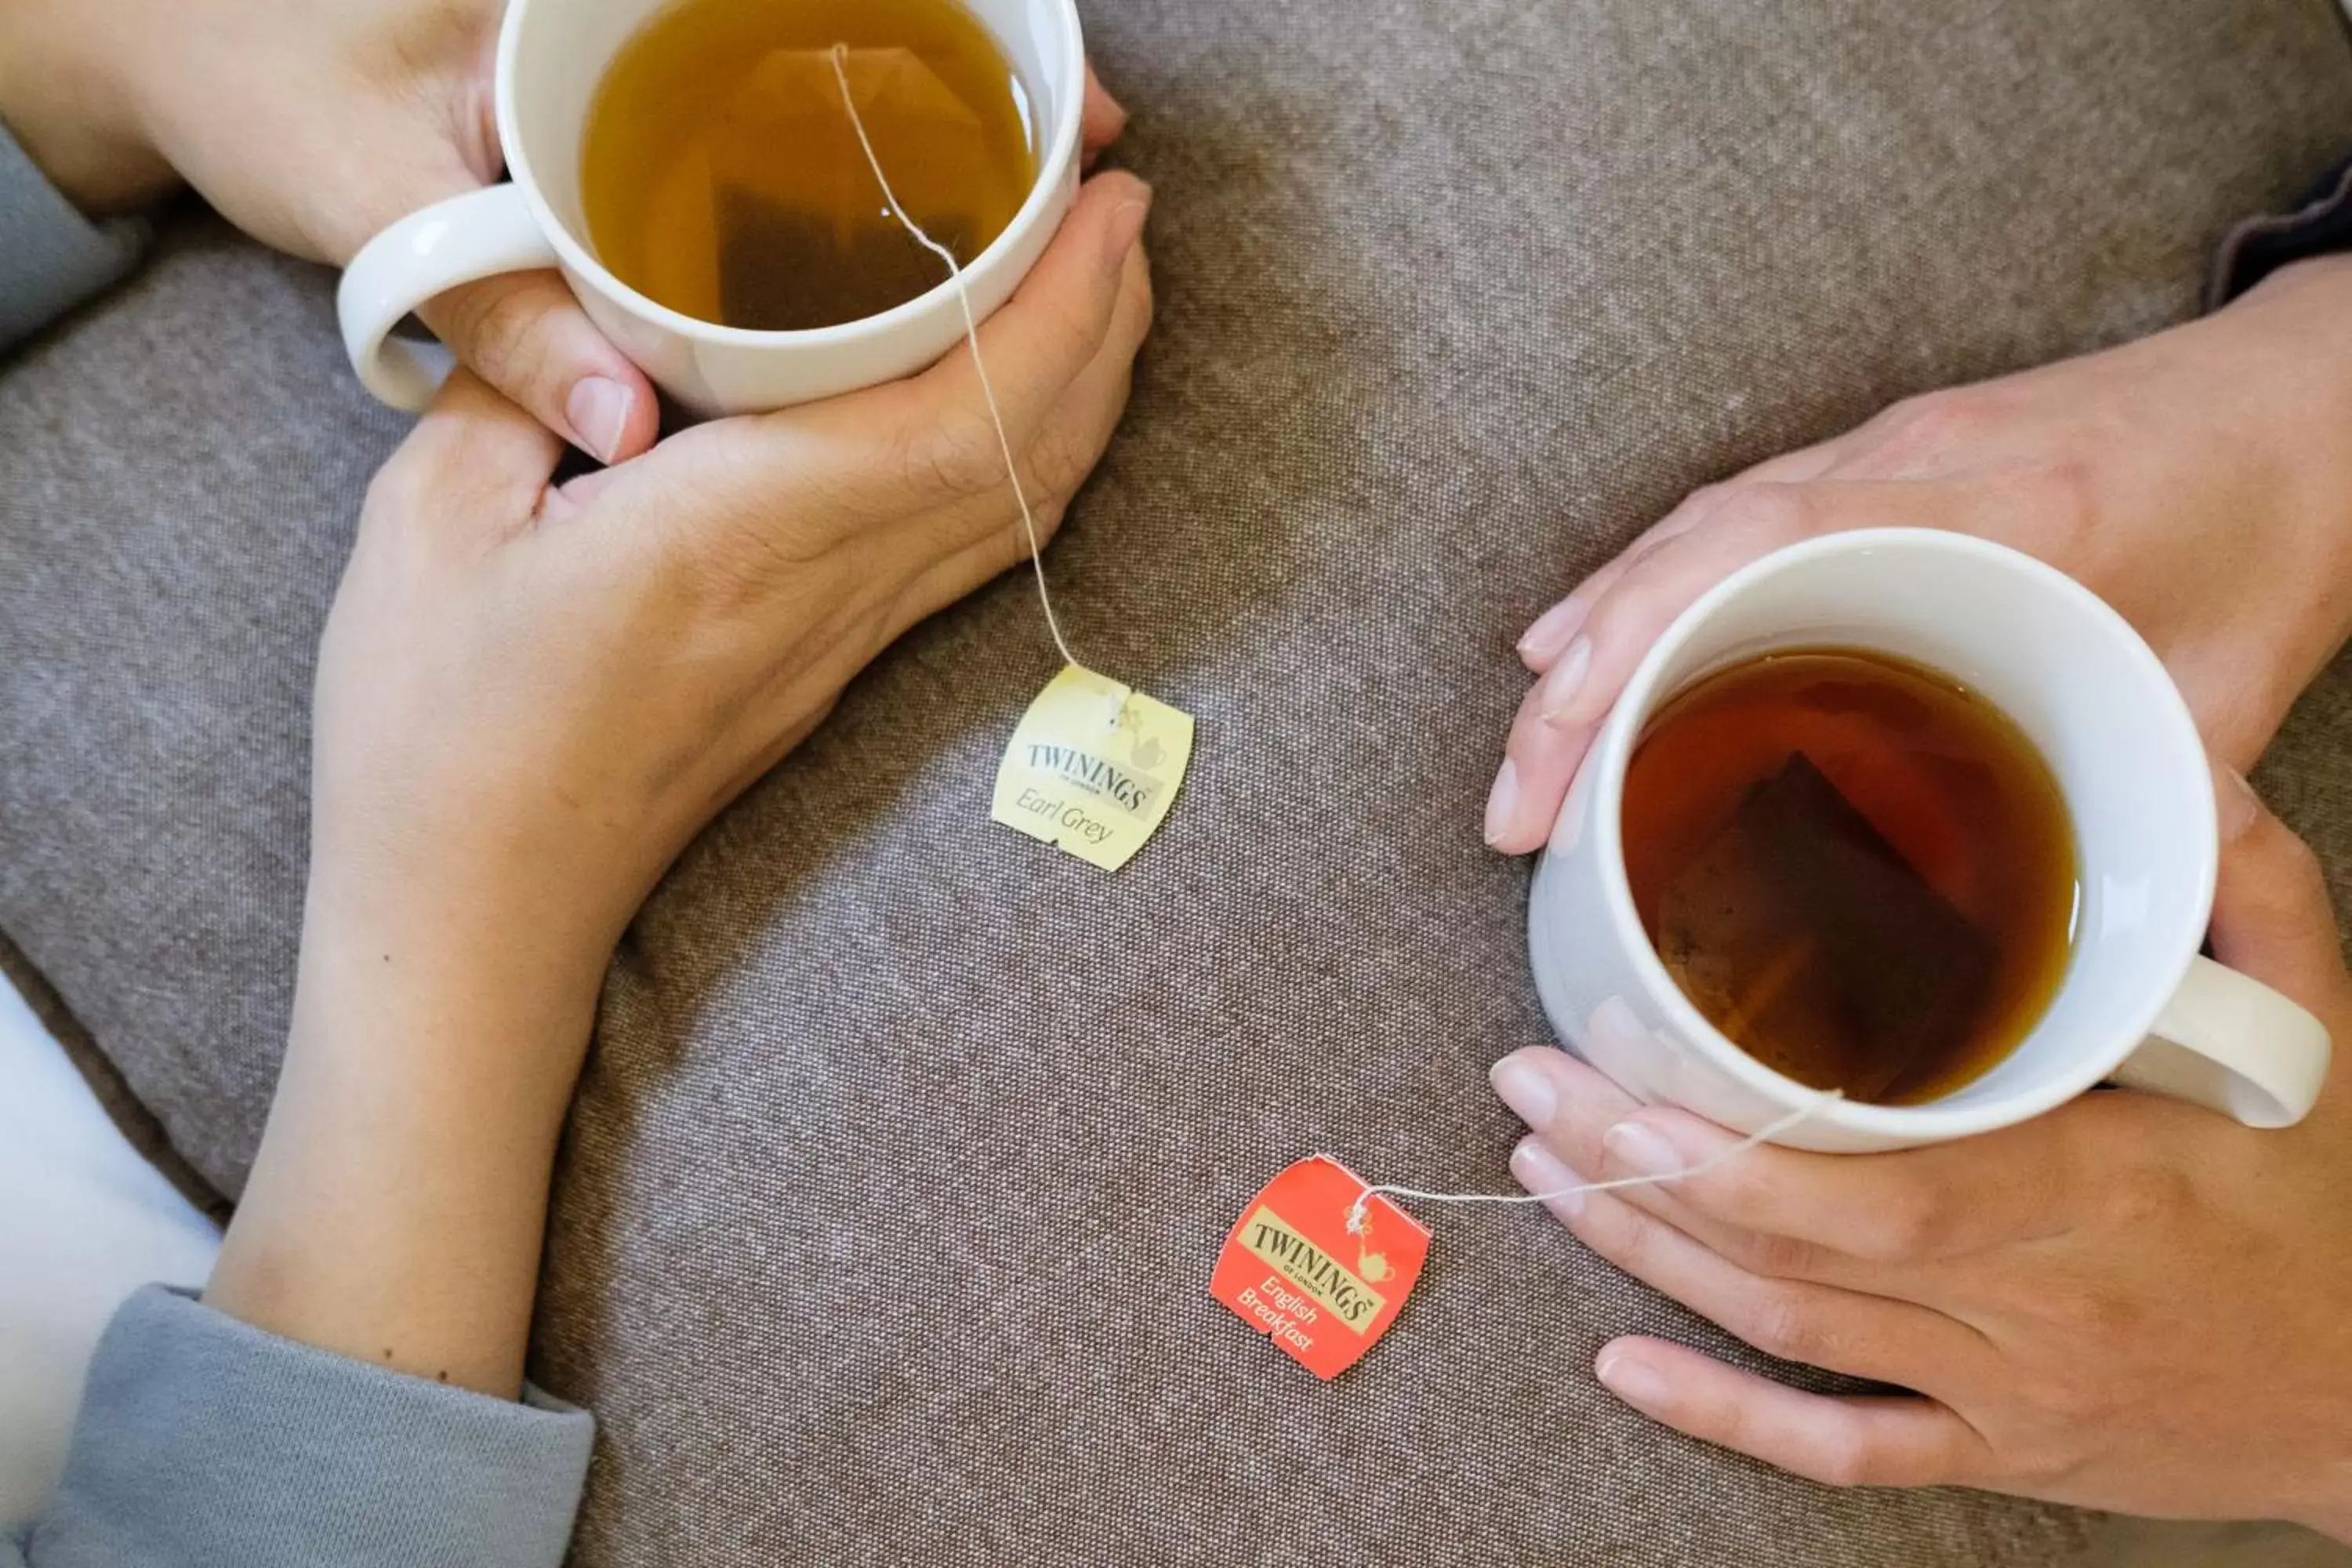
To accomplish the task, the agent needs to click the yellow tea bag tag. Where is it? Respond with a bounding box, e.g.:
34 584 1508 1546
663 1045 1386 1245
829 66 1189 873
992 664 1193 871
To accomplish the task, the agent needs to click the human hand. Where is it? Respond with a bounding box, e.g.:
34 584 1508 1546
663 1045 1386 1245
1487 768 2352 1541
1484 255 2352 851
206 169 1151 1396
310 165 1150 1004
0 0 1130 464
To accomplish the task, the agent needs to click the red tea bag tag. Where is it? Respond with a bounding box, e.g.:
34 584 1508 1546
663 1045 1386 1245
1210 1156 1430 1379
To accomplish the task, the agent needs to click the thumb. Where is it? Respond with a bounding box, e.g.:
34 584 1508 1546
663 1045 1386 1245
321 40 663 467
369 369 566 550
415 273 662 466
2206 761 2351 1008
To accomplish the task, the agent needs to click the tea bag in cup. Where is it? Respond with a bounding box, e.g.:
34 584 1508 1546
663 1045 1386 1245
705 48 993 328
1654 753 1999 1102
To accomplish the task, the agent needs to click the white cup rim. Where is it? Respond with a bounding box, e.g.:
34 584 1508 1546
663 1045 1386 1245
492 0 1087 351
1580 527 2217 1138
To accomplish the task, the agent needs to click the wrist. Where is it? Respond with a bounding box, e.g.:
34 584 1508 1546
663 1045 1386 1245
292 860 615 1112
204 866 612 1396
0 7 174 217
2212 254 2352 655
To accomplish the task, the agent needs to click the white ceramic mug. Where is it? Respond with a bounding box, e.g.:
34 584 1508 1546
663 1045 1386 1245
336 0 1085 416
1526 528 2333 1153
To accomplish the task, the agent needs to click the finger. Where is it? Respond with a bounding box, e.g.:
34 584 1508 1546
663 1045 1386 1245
1534 485 1821 731
1494 1048 1766 1261
1588 1101 2078 1265
1081 65 1130 158
585 179 1150 573
747 171 1150 536
1491 1047 1641 1168
902 169 1151 457
1512 1138 1985 1393
1493 483 1765 850
368 370 564 546
1515 438 1855 673
418 272 662 466
1491 1049 1884 1290
326 87 659 466
2208 764 2352 1007
1491 1046 2077 1267
1548 476 1991 739
1513 492 1719 673
866 246 1149 610
1485 675 1599 852
1494 482 1872 852
1592 1336 1993 1490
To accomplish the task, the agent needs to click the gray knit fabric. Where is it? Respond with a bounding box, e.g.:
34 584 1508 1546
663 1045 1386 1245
0 126 147 355
3 0 2352 1563
5 1289 591 1567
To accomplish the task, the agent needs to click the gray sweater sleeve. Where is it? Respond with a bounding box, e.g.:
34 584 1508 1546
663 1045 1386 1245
2 1287 593 1568
0 122 149 353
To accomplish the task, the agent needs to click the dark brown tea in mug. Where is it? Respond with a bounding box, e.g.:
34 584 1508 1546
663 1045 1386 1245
582 0 1036 331
1621 649 2078 1104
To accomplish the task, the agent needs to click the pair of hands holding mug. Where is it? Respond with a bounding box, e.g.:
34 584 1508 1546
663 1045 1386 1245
0 0 1147 1011
214 180 1152 1393
1487 256 2352 1538
8 0 1156 1398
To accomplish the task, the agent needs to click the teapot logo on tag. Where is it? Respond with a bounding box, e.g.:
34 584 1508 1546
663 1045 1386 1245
1210 1157 1431 1379
1022 742 1160 815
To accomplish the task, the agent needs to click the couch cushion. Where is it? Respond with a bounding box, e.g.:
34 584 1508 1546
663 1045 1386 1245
4 0 2350 1562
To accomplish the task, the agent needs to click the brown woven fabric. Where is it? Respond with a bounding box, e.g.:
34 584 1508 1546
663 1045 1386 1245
4 0 2351 1561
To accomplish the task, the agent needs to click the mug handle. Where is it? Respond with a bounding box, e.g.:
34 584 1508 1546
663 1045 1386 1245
2110 955 2332 1127
336 185 561 412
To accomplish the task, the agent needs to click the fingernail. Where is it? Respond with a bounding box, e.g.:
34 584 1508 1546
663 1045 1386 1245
1483 760 1521 847
1602 1120 1682 1179
1489 1054 1557 1128
1511 1136 1584 1218
1540 637 1593 727
1595 1349 1671 1410
2217 765 2263 841
1105 192 1152 266
1518 597 1589 666
566 376 633 465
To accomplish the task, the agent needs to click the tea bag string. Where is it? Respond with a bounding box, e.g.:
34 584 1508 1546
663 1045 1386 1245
1343 1090 1843 1236
828 43 1080 672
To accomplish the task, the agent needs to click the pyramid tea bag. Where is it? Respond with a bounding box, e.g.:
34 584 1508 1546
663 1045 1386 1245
581 0 1037 331
707 48 995 329
1654 753 1998 1102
